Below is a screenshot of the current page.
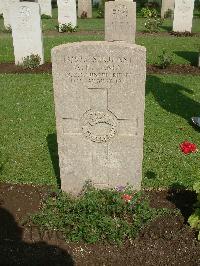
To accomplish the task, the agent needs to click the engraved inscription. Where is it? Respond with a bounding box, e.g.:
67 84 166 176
19 6 31 22
112 5 128 19
81 110 118 143
62 55 137 85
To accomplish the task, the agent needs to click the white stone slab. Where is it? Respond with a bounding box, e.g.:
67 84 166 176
105 0 136 43
3 0 19 29
0 0 4 15
57 0 77 28
52 41 146 195
78 0 92 18
173 0 194 33
38 0 52 17
161 0 175 18
11 2 44 65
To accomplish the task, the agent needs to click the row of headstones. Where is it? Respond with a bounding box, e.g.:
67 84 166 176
6 0 198 193
0 0 93 30
9 0 197 66
52 0 198 193
161 0 195 33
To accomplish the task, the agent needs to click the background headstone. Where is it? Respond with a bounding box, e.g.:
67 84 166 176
38 0 52 17
3 0 19 29
78 0 92 18
105 0 136 43
52 41 146 195
57 0 77 27
161 0 175 18
0 0 3 15
173 0 194 33
11 2 44 65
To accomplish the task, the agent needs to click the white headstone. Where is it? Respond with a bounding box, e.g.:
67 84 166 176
161 0 175 18
105 0 136 43
38 0 52 17
57 0 77 28
0 0 4 15
11 2 44 65
3 0 19 29
52 41 146 195
78 0 92 18
173 0 194 33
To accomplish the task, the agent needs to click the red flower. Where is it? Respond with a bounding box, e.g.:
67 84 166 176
180 141 197 154
122 194 132 203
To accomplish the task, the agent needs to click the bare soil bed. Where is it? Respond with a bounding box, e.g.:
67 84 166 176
1 63 200 75
0 183 200 266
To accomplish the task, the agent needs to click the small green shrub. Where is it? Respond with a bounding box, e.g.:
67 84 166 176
97 0 105 18
56 23 77 33
158 49 173 69
144 17 163 33
141 7 158 18
41 14 51 19
22 54 41 69
97 7 104 18
31 185 170 244
0 13 3 18
188 182 200 240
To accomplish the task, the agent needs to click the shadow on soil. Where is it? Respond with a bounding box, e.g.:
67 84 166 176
167 183 197 222
47 133 61 188
175 51 199 66
146 75 200 120
0 207 74 265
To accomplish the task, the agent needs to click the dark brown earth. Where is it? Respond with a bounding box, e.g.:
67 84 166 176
1 63 200 75
0 183 200 266
29 30 200 37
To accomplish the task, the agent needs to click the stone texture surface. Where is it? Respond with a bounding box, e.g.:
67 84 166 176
0 0 3 15
3 0 19 29
78 0 92 18
105 0 136 43
173 0 194 33
38 0 52 16
161 0 175 18
52 41 146 195
11 2 44 65
57 0 77 27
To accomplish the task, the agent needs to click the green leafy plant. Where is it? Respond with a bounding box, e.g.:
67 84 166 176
144 17 163 33
141 7 158 18
22 54 41 69
30 185 170 244
97 0 105 18
188 182 200 240
41 14 51 19
56 23 77 33
157 49 173 69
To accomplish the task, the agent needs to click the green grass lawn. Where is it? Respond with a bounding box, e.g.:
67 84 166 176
0 74 200 189
0 34 199 65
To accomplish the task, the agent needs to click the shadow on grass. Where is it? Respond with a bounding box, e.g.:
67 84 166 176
159 25 172 32
145 171 157 180
174 51 199 66
166 183 197 222
146 75 200 120
0 207 74 265
47 133 61 188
